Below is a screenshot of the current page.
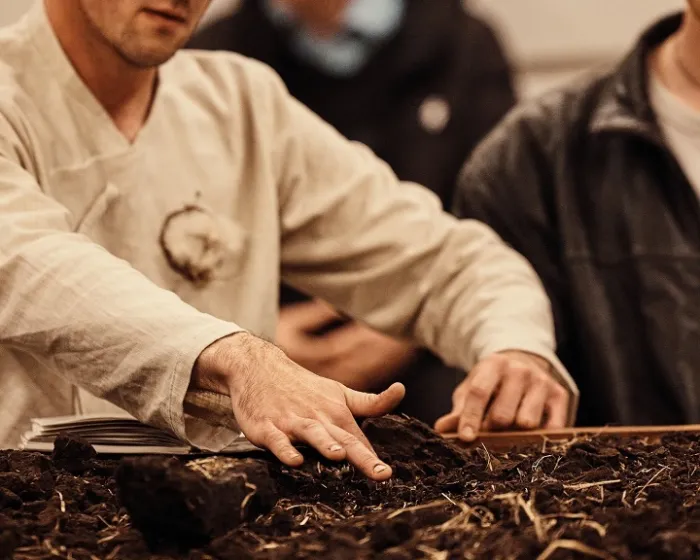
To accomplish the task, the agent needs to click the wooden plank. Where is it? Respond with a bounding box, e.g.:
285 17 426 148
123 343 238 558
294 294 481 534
443 425 700 452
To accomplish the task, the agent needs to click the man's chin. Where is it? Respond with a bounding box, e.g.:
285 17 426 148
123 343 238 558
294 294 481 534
116 40 187 68
118 50 178 69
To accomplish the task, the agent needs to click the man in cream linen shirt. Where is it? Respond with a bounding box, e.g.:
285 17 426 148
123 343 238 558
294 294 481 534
0 0 577 480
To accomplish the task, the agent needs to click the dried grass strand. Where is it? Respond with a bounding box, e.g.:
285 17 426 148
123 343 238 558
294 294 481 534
537 539 614 560
563 480 621 491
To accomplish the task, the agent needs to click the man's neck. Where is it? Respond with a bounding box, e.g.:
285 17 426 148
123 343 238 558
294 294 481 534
651 9 700 112
44 0 157 142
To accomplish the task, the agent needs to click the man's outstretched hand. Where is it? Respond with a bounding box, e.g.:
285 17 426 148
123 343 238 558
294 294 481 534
434 351 569 441
193 333 405 481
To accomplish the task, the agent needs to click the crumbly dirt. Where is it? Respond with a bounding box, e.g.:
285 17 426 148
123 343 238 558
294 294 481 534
3 416 700 559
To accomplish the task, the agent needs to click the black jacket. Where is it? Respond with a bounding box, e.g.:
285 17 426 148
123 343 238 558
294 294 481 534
190 0 514 209
455 14 699 426
190 1 515 424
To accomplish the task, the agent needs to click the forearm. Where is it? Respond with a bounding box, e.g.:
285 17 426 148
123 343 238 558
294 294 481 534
0 120 247 447
412 220 551 364
0 226 240 443
262 67 577 418
284 195 577 419
284 178 569 383
409 219 578 423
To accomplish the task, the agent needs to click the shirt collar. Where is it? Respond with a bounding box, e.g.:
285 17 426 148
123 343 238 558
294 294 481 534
263 0 405 43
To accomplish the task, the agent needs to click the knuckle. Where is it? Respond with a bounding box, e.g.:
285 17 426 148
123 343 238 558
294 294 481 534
297 418 322 432
488 353 509 368
256 421 278 438
461 407 483 424
528 374 548 390
335 431 358 447
510 364 531 380
551 383 569 400
467 384 492 403
328 403 354 424
266 429 287 445
272 414 296 434
255 427 286 448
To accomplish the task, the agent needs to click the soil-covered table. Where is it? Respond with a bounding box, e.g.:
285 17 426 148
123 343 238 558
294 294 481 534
2 416 700 559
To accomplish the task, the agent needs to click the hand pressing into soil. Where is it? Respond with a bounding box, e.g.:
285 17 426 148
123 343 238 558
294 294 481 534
434 351 569 441
193 332 406 480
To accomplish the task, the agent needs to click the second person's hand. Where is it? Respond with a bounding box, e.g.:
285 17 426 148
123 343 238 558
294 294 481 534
434 351 569 441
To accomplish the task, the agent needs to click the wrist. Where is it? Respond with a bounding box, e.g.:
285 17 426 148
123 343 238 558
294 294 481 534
192 331 251 395
192 331 288 398
495 350 551 373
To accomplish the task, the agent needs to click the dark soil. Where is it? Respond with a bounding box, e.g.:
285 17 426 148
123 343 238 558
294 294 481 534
2 416 700 559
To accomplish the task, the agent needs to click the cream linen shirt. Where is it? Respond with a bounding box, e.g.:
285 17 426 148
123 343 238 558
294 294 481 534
0 3 577 449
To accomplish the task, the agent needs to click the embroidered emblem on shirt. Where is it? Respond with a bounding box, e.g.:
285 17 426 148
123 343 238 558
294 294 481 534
159 204 246 286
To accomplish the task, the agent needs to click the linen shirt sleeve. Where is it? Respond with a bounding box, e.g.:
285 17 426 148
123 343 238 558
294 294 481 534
255 66 578 422
0 106 242 447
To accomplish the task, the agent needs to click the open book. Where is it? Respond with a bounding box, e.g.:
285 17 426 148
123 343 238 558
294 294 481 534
19 414 259 455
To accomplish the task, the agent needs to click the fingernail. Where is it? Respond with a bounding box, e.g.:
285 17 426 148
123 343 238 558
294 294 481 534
329 444 343 452
374 463 388 474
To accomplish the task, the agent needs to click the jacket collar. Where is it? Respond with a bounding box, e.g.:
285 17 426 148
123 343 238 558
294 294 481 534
590 13 684 142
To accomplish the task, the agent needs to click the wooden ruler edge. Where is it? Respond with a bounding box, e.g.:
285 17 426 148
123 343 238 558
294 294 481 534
443 424 700 448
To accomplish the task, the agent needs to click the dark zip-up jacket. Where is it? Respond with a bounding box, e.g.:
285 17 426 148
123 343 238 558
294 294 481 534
455 14 699 426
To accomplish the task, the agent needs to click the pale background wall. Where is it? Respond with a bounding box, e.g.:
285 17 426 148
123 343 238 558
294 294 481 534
0 1 33 26
468 0 684 97
0 0 685 97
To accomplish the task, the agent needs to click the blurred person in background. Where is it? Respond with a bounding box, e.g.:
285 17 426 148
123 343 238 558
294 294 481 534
190 0 516 425
454 4 700 427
